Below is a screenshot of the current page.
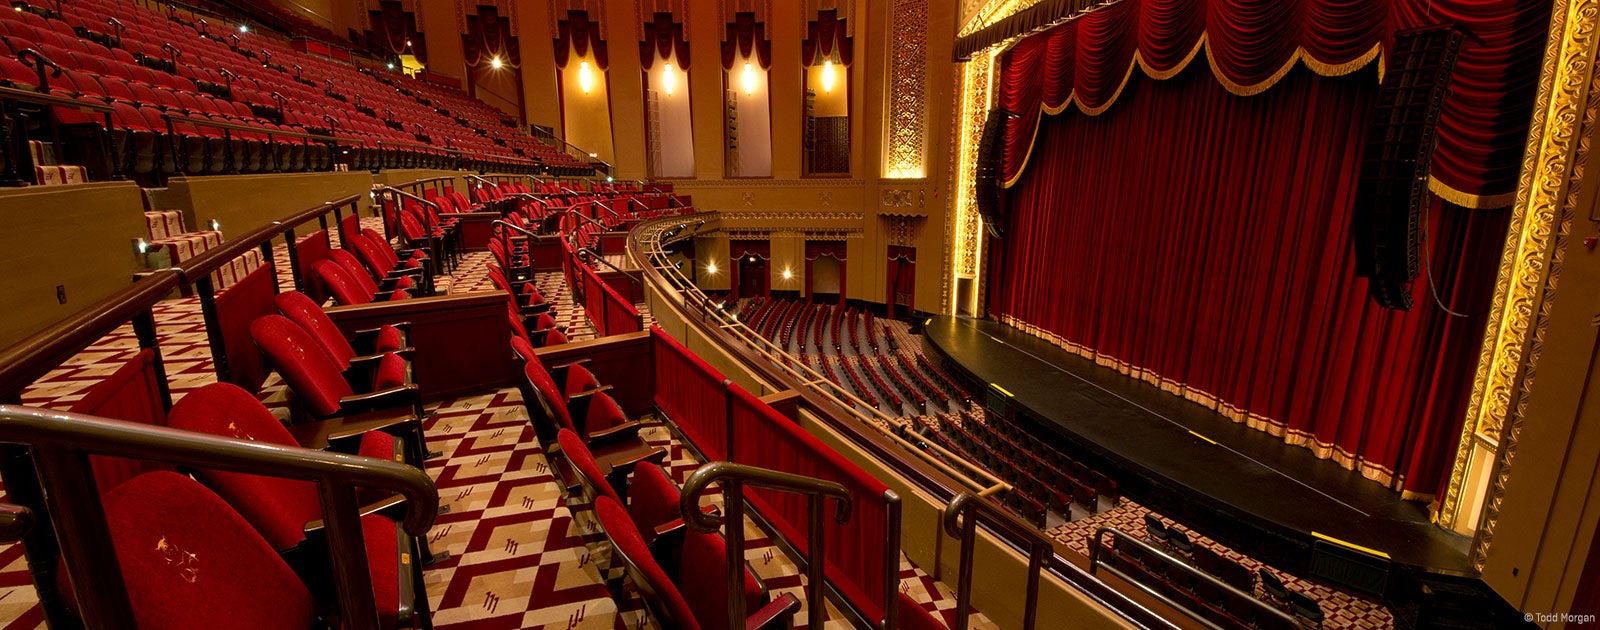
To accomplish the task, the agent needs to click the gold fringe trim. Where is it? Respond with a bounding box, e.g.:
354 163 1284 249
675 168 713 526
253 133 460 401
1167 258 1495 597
997 314 1430 494
1430 176 1518 209
1002 33 1385 188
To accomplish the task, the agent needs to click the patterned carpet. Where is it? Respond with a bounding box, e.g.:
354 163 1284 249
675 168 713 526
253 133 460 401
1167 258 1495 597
0 224 971 629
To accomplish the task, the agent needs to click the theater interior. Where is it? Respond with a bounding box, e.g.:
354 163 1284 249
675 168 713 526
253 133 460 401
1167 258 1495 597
0 0 1598 628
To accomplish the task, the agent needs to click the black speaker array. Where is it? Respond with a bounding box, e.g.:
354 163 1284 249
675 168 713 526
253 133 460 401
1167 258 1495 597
1353 25 1463 310
974 108 1010 238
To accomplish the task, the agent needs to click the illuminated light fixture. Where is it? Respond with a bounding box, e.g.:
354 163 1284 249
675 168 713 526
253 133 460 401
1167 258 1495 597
405 39 412 47
741 62 755 96
661 63 676 96
490 56 503 69
606 175 614 182
748 256 756 263
386 62 395 70
706 262 719 274
133 238 148 254
238 24 249 33
209 219 221 231
578 60 594 93
782 268 793 280
821 60 835 93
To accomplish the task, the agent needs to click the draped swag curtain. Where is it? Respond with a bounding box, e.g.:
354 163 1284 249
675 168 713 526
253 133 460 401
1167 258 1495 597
997 0 1551 208
463 7 518 68
994 64 1509 498
639 12 689 69
722 12 772 69
554 10 607 69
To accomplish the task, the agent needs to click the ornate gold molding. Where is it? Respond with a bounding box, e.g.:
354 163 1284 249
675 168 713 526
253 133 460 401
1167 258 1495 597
1438 0 1600 555
885 0 929 179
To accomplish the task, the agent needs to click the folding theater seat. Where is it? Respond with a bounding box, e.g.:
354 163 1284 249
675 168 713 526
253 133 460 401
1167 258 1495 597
510 335 596 398
489 264 552 317
315 260 410 306
275 290 408 369
347 232 431 295
508 303 567 348
593 496 796 630
329 248 419 295
359 227 428 266
558 428 699 547
250 315 428 438
95 472 319 629
166 387 432 627
518 344 638 447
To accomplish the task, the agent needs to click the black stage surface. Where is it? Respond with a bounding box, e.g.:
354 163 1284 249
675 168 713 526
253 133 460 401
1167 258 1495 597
922 316 1473 578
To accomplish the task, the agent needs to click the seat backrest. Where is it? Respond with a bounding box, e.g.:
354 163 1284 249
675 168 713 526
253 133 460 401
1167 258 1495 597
521 355 574 433
556 428 621 504
101 471 315 630
627 463 680 543
249 314 353 417
166 382 321 549
594 496 701 630
347 234 397 277
359 229 402 266
315 260 372 306
274 290 356 369
328 249 379 292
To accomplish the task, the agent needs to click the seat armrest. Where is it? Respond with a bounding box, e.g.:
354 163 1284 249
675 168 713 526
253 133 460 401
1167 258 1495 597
334 383 422 417
348 348 416 367
549 358 591 385
586 420 642 447
289 411 420 451
746 593 801 630
302 494 408 538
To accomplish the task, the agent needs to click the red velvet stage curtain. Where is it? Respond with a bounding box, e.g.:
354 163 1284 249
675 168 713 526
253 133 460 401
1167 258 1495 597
554 10 607 69
998 0 1551 207
994 64 1507 498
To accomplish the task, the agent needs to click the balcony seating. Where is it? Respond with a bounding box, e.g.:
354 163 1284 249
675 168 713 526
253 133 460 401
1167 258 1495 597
507 302 567 348
314 260 409 305
165 385 431 628
273 290 407 368
249 314 421 423
346 232 431 295
518 347 638 447
593 496 796 630
330 248 415 294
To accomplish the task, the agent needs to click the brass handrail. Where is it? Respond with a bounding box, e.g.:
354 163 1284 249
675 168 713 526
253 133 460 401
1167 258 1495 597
0 405 437 630
681 462 851 630
943 492 1055 629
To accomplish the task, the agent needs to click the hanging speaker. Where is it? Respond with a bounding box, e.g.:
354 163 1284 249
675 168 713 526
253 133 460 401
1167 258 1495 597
1353 24 1463 311
974 108 1011 238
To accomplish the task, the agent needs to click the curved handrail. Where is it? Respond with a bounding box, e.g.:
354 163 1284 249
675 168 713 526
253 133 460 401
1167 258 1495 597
681 461 851 630
0 405 437 630
576 246 641 286
943 492 1054 629
630 213 1004 494
178 194 362 284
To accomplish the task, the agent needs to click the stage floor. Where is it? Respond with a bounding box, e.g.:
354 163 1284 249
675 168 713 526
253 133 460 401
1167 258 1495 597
922 316 1472 576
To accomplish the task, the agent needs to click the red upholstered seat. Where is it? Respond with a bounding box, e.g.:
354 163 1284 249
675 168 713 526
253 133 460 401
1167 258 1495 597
274 290 405 369
332 248 414 292
593 496 770 630
521 357 631 440
510 335 598 397
316 260 408 306
99 472 317 630
626 463 682 543
250 315 414 419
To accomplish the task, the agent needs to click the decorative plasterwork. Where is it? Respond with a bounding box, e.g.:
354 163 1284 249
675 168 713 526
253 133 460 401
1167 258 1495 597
718 211 866 221
948 52 992 313
1437 0 1600 565
885 0 928 179
882 215 923 248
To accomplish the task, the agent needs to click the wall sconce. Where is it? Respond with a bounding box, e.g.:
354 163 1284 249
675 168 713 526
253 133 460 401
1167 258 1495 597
782 268 793 280
133 238 148 254
821 60 835 93
741 62 755 96
579 60 594 93
491 56 503 69
662 63 676 96
706 262 719 275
